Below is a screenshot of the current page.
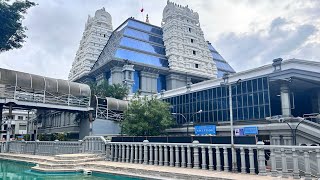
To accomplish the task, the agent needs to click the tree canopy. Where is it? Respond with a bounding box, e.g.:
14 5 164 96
121 96 175 136
0 0 36 52
88 80 129 100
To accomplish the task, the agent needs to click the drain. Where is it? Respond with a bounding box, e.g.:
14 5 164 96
83 170 92 175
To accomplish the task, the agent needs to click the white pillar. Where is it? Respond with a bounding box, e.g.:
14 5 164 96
280 83 291 117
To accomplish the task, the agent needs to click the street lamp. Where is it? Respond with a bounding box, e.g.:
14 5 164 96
220 72 238 172
172 110 202 136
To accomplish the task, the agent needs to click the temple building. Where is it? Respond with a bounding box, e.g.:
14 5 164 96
68 8 113 81
76 1 235 95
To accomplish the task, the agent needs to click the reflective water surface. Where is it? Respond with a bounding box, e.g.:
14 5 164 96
0 160 142 180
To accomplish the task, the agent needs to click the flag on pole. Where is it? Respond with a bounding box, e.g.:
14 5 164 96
140 8 144 12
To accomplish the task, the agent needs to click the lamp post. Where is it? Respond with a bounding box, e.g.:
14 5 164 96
172 110 202 136
221 73 237 172
277 117 304 145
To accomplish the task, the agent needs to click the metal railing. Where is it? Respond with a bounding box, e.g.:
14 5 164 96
0 85 90 108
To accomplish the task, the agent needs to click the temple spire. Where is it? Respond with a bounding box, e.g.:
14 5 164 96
146 14 149 23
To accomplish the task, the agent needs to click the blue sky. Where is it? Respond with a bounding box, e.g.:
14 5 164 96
0 0 319 79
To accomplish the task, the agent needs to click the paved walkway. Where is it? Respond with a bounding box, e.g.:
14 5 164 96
0 153 290 180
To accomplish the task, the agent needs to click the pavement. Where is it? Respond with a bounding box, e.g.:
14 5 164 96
0 153 293 180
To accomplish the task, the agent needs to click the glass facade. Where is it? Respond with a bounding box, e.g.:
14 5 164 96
124 28 163 45
115 48 168 67
119 37 166 55
132 71 140 93
157 75 167 92
163 77 270 125
127 20 163 35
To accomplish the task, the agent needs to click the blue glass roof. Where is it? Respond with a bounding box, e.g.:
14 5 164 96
92 18 168 71
207 42 235 76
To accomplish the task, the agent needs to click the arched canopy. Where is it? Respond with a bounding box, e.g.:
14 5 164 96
105 97 128 111
0 67 91 97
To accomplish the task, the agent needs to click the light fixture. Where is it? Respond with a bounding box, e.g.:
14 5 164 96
186 82 191 92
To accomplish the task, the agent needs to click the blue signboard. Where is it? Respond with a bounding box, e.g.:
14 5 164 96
243 126 258 135
194 125 216 136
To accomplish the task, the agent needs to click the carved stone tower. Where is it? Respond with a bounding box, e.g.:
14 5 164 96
162 1 217 79
68 8 113 81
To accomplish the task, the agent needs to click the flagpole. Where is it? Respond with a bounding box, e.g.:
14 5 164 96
141 0 144 21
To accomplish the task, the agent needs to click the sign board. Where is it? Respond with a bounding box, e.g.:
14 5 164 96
235 128 244 136
243 126 258 135
194 125 216 136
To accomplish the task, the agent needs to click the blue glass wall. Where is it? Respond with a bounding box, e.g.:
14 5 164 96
164 77 270 124
132 71 140 93
119 37 165 55
127 20 163 35
157 75 167 92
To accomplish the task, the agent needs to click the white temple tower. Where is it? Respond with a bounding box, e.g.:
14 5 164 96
162 1 217 79
68 8 113 81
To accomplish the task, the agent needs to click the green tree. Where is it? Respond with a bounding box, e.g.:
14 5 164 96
0 0 36 52
121 95 175 136
89 80 128 100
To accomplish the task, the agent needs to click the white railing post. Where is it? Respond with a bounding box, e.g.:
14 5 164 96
208 146 213 170
240 147 246 174
270 148 277 177
181 145 186 168
122 144 125 162
143 140 149 165
130 145 134 163
257 142 267 176
106 140 111 161
249 147 255 174
159 145 164 166
187 145 192 168
304 150 312 180
164 145 169 166
193 141 200 169
134 144 138 164
223 146 229 172
201 146 207 170
169 145 174 167
110 144 114 161
114 144 118 162
126 144 130 163
281 148 288 178
139 144 143 164
216 146 221 171
175 145 180 167
149 145 154 165
292 148 300 179
154 145 158 165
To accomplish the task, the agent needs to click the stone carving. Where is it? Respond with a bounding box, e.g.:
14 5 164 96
68 8 113 81
162 1 217 79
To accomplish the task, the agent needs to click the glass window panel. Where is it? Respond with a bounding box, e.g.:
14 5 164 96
204 100 209 111
242 81 247 94
217 99 221 110
252 79 258 92
115 48 168 67
247 80 253 92
204 112 209 123
258 78 263 91
263 77 268 90
209 111 214 122
232 96 237 108
265 105 270 117
213 88 217 99
221 87 227 97
214 111 218 122
120 37 165 55
157 75 166 92
213 100 218 109
253 93 259 105
238 108 243 120
248 94 253 106
233 109 238 120
237 95 243 107
212 52 225 61
243 95 248 107
237 83 242 95
127 20 163 35
254 106 259 119
264 91 269 105
258 92 263 105
209 100 213 111
259 106 265 119
124 28 164 44
132 71 140 93
249 107 254 120
243 107 249 120
217 71 225 78
222 110 227 121
218 111 223 121
217 87 221 98
203 90 208 100
232 85 237 95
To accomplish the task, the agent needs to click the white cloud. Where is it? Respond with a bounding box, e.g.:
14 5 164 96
0 0 319 79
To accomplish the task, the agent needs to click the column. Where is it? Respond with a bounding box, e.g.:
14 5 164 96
223 146 229 172
139 144 143 164
193 143 200 169
126 145 130 163
249 147 255 174
316 149 320 178
304 151 312 180
215 146 221 171
159 145 164 166
187 145 192 168
134 144 138 164
270 148 277 177
240 147 246 174
280 83 291 117
111 144 114 161
143 141 148 165
181 145 186 168
149 145 153 165
164 145 169 166
114 144 118 162
169 145 174 167
130 145 134 163
175 145 180 167
154 145 158 165
257 142 267 176
281 148 288 178
292 148 300 179
140 71 159 95
201 146 207 170
110 66 123 85
208 146 213 170
122 144 125 162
